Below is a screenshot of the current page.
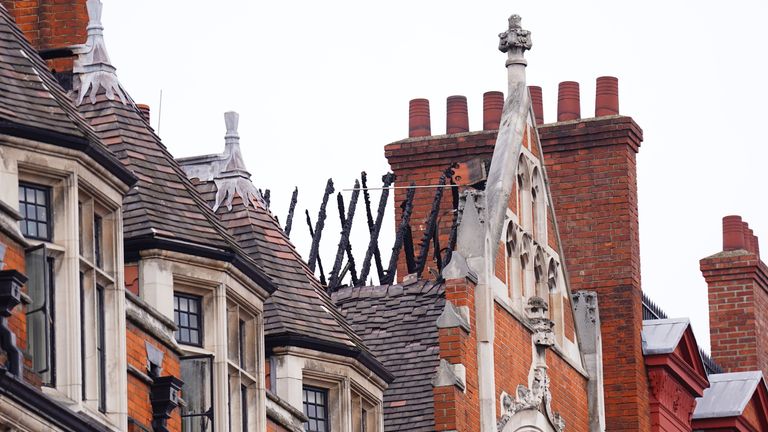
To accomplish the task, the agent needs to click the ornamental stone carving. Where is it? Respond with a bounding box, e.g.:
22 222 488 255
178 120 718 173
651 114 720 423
498 297 564 431
498 15 532 54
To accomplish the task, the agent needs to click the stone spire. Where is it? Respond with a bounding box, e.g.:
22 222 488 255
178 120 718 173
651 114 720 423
477 14 533 432
72 0 127 106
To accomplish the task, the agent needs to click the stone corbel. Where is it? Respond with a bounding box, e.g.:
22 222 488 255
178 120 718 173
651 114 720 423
436 300 471 333
431 359 466 392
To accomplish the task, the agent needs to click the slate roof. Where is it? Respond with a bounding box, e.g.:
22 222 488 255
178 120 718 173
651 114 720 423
641 318 690 355
0 5 134 186
58 5 273 292
332 280 444 432
693 371 765 419
188 177 390 380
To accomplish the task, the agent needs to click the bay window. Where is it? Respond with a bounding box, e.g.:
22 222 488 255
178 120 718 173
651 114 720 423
174 285 264 432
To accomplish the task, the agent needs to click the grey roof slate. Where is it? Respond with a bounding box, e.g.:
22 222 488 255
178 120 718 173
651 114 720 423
332 280 444 432
60 6 273 292
693 371 765 419
0 6 134 186
641 318 690 355
191 180 371 350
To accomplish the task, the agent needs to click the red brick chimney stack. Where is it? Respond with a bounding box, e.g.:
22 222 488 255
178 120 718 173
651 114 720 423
137 104 150 123
528 86 544 125
595 76 619 116
557 81 580 121
408 98 431 137
1 0 88 71
539 77 649 430
702 216 768 379
446 95 469 134
482 91 504 130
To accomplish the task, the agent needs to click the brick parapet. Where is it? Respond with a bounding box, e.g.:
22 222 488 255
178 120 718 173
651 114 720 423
538 116 643 154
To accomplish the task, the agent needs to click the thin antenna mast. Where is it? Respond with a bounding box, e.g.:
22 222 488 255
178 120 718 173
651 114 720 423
157 89 163 135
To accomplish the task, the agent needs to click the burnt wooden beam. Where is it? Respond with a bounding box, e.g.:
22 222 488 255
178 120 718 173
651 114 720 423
445 178 460 265
359 173 395 286
284 187 298 237
328 182 360 291
414 167 452 276
305 209 327 285
383 184 416 285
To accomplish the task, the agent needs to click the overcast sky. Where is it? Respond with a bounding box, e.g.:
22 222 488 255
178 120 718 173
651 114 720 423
101 0 768 351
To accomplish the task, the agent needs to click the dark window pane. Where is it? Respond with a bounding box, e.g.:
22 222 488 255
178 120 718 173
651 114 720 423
27 221 37 237
19 184 52 241
174 293 203 346
303 386 329 432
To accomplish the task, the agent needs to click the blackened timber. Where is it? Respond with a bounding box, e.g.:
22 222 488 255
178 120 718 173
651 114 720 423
404 224 416 273
432 222 443 272
307 179 334 275
361 172 392 282
358 173 396 285
445 178 460 265
329 182 360 290
414 168 450 275
333 192 359 286
264 189 271 209
305 209 327 285
383 184 416 285
284 187 298 237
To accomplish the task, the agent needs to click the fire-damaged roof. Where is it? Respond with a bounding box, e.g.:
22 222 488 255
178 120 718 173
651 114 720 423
179 116 392 383
0 5 134 186
332 280 444 432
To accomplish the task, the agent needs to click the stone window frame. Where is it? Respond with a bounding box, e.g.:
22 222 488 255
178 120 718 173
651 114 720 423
174 292 204 347
301 367 383 432
14 161 127 428
18 182 52 241
173 277 266 432
303 384 330 432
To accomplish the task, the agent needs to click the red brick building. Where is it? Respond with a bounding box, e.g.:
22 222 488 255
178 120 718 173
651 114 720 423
1 2 768 432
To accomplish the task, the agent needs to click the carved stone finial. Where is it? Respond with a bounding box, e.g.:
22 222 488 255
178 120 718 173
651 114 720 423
73 0 127 106
498 14 532 54
225 111 239 138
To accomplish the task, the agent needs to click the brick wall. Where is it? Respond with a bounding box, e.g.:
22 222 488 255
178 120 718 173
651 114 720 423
126 321 181 432
386 130 498 281
539 113 649 431
701 216 768 378
434 277 480 431
267 418 291 432
1 0 87 71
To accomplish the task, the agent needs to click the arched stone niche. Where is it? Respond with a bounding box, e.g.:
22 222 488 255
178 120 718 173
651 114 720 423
500 410 557 432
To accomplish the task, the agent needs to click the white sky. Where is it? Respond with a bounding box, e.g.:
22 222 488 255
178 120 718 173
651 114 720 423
101 0 768 352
